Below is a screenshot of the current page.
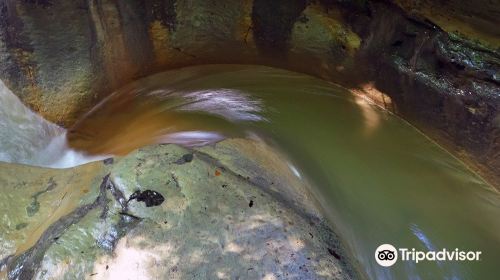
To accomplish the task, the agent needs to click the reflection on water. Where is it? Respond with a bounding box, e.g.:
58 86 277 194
3 65 500 279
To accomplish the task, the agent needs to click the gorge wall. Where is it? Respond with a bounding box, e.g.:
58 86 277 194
0 0 498 184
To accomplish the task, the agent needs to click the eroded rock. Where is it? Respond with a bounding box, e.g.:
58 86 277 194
0 140 359 279
0 0 497 185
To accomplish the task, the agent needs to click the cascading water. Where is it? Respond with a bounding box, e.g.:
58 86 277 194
2 65 499 279
0 80 103 168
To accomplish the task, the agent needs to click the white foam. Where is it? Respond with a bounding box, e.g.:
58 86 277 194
0 80 104 168
34 133 108 168
156 131 225 147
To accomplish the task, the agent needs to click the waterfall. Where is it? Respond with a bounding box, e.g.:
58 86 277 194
0 80 103 168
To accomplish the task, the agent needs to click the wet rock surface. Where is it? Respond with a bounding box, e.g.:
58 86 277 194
344 2 500 184
0 0 497 185
0 161 106 263
0 139 358 279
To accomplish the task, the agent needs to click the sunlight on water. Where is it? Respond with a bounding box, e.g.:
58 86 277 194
2 65 500 279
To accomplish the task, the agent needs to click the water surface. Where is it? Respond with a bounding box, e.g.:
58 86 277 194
3 65 500 279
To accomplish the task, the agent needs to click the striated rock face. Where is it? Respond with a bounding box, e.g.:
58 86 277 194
0 0 94 124
391 0 500 50
0 0 498 182
0 140 359 279
0 0 362 124
345 2 500 184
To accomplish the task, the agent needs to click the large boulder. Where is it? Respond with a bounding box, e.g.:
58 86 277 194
1 139 359 279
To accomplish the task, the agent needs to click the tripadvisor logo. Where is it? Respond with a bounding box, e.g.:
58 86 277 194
375 244 481 267
375 244 398 267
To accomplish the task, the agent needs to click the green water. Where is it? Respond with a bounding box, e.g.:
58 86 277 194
69 65 500 279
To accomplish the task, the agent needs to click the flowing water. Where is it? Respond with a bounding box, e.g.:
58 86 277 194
0 80 103 168
1 65 499 279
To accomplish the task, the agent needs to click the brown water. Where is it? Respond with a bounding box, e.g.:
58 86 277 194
67 65 500 279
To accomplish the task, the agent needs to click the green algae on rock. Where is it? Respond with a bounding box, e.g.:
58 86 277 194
0 161 107 261
0 140 357 279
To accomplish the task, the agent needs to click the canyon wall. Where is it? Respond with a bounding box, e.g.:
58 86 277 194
0 0 498 183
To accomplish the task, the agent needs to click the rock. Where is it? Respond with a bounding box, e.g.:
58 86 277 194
346 2 500 184
128 190 165 207
0 161 107 263
0 140 359 279
0 0 497 184
390 0 500 49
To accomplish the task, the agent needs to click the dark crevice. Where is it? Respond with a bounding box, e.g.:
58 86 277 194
190 149 360 279
175 153 194 164
251 0 307 56
147 0 177 31
391 40 404 47
107 178 128 210
6 174 141 279
118 211 143 220
128 190 165 207
328 247 341 260
7 174 111 280
192 149 321 224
